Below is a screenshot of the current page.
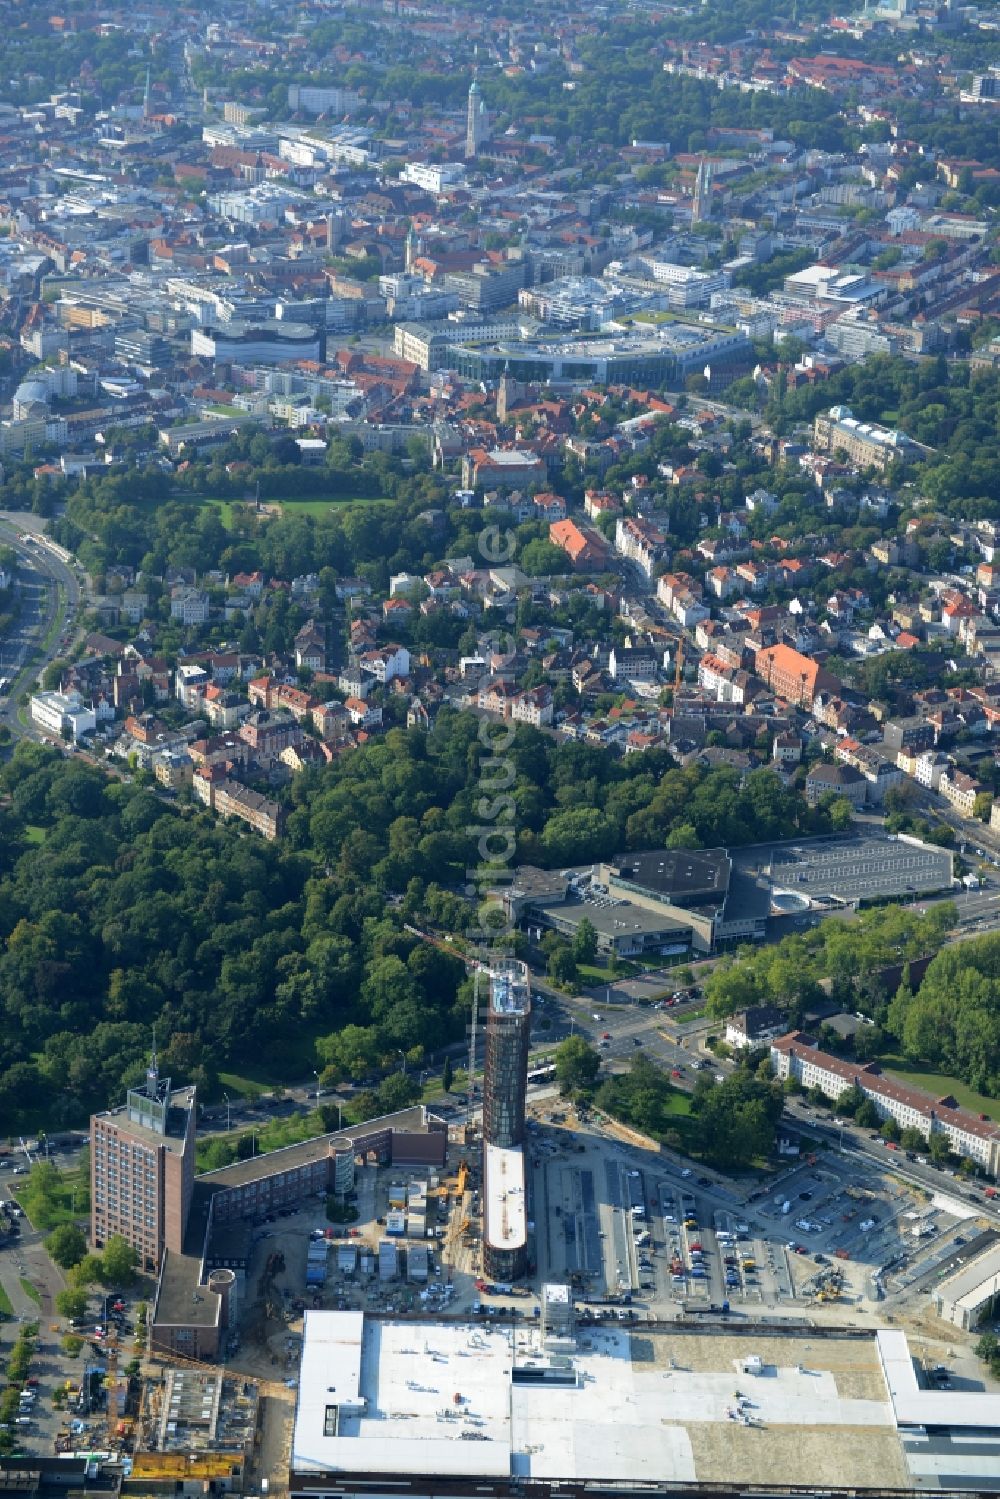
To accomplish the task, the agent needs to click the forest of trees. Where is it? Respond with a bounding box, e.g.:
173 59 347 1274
704 902 1000 1099
0 724 826 1135
594 1054 785 1169
886 934 1000 1097
734 356 1000 518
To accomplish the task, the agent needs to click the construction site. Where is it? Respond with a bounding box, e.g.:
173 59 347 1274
13 960 991 1499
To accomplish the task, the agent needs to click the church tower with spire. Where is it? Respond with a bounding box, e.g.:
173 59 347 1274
466 78 488 159
497 365 518 423
692 156 713 224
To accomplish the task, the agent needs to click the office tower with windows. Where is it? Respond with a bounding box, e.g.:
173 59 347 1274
90 1043 196 1273
482 960 531 1280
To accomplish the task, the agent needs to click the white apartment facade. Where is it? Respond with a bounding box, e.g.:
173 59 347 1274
771 1033 1000 1176
30 689 96 741
359 644 411 684
170 588 211 626
615 516 666 579
510 687 554 727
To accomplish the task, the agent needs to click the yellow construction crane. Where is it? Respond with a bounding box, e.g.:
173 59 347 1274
105 1327 120 1433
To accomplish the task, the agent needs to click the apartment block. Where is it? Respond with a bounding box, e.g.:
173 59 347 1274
755 643 840 709
213 780 284 840
30 689 96 741
771 1033 1000 1176
614 515 667 578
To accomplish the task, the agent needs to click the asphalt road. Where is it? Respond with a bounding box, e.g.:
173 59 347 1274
0 1176 86 1459
782 1099 1000 1221
0 515 83 739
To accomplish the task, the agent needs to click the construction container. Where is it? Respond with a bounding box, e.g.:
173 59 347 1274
379 1239 398 1281
306 1242 328 1286
407 1243 429 1283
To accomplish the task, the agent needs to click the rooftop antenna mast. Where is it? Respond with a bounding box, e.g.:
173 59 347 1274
147 1025 159 1098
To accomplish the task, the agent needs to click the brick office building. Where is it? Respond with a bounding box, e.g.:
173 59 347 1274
90 1050 196 1273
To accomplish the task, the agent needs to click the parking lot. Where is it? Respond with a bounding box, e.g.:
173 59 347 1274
529 1108 822 1318
745 1153 982 1307
521 1099 999 1328
0 1268 142 1460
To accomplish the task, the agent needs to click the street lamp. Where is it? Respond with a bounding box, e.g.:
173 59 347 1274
223 1093 231 1133
397 1050 407 1076
313 1070 320 1103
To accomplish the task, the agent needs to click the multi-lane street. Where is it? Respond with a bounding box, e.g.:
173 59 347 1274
0 514 84 739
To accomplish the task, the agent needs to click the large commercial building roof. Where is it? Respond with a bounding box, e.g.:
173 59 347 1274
198 1105 431 1190
605 848 731 907
933 1242 1000 1325
876 1329 1000 1429
292 1314 968 1492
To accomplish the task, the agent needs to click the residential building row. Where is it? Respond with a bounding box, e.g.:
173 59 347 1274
771 1032 1000 1176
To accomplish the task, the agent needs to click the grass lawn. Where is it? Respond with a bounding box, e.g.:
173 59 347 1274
19 1279 40 1306
658 1088 693 1118
15 1161 90 1231
211 501 239 530
24 825 47 845
420 1068 467 1105
0 1282 12 1317
216 1026 326 1098
217 1066 286 1096
577 963 617 986
596 1075 698 1153
277 496 391 516
879 1053 999 1121
203 495 391 529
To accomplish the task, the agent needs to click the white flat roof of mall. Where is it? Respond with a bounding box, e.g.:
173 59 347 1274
291 1313 903 1486
484 1142 527 1251
877 1329 1000 1429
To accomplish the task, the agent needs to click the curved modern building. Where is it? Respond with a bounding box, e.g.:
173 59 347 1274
447 323 752 388
190 320 323 366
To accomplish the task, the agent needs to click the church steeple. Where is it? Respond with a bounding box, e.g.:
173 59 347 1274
466 77 488 160
692 155 713 224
